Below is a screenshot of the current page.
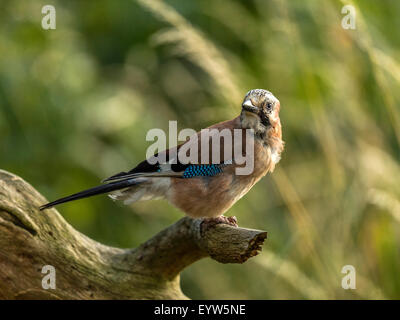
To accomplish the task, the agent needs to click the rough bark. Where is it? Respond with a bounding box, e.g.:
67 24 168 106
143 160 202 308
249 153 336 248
0 170 267 300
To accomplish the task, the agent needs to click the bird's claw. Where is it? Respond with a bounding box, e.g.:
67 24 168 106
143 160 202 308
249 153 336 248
202 215 238 228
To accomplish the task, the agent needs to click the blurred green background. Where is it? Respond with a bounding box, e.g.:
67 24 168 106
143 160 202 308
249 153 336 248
1 0 400 299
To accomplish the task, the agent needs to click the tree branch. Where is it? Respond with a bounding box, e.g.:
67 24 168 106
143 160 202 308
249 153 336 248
0 170 267 299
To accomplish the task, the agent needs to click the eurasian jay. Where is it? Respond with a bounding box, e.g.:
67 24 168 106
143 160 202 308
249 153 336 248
40 89 284 222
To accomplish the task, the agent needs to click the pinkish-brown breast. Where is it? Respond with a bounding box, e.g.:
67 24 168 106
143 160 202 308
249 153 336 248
168 132 276 218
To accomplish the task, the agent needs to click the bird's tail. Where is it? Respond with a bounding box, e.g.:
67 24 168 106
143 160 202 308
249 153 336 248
39 179 139 210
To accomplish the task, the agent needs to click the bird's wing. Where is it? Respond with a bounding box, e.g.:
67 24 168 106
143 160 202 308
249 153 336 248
103 157 232 182
103 118 243 183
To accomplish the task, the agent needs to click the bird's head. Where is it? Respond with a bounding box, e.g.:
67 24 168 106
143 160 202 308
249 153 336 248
240 89 281 138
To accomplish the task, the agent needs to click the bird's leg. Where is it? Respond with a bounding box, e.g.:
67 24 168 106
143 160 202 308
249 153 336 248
201 215 238 228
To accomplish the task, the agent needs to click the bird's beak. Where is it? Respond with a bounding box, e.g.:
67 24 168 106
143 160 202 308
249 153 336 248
242 100 258 114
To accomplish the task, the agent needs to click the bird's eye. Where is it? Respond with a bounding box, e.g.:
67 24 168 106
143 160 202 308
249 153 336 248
266 102 272 110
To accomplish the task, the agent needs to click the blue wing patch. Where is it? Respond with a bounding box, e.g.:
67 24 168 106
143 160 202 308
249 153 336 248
182 164 225 179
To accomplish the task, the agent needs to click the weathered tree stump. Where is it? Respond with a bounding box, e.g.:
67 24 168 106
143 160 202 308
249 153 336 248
0 170 267 299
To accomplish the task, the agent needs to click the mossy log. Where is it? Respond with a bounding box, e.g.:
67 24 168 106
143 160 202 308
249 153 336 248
0 170 267 299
